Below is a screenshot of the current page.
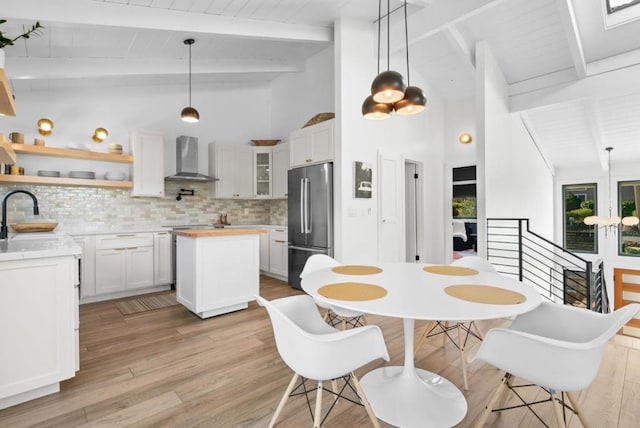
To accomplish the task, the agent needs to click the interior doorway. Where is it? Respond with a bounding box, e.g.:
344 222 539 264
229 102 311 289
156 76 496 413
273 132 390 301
452 165 477 261
405 160 423 262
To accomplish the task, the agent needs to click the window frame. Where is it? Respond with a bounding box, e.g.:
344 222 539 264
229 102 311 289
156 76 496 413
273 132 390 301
562 183 598 254
618 179 640 257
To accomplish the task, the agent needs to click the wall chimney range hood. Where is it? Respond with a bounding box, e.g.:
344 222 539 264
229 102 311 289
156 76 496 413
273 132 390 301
165 136 217 182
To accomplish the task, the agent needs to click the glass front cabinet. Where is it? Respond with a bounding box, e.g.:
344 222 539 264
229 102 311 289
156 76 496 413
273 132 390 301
253 147 272 198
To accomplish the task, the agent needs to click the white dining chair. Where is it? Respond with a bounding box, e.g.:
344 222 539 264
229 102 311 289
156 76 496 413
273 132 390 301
300 254 367 329
256 294 389 427
415 256 497 390
472 301 640 427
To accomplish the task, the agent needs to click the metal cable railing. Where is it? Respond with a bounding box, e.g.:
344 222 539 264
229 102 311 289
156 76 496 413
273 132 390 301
487 218 609 313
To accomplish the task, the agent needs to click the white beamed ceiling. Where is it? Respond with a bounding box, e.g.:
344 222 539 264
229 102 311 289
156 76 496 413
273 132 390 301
3 0 640 171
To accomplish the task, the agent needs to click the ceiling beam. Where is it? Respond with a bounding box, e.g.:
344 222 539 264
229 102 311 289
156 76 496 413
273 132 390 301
519 112 556 176
3 0 332 43
6 57 304 80
583 99 609 172
556 0 587 79
443 27 476 74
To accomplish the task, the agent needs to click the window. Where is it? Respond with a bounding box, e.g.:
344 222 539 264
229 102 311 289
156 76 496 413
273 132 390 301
452 166 476 219
619 180 640 256
563 184 598 253
606 0 640 14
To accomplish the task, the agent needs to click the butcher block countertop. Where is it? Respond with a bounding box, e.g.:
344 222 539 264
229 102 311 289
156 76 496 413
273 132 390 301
172 228 267 238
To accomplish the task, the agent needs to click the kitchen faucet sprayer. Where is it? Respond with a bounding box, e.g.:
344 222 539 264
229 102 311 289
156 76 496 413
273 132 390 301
1 190 40 239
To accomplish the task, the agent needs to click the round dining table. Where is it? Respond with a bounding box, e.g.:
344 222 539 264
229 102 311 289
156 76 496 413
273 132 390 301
301 262 542 428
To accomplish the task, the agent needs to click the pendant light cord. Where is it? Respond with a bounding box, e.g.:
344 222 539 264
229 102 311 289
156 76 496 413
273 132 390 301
387 0 390 71
607 147 613 217
404 0 410 85
188 42 192 106
377 0 381 74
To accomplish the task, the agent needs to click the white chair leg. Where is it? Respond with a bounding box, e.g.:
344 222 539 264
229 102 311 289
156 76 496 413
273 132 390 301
457 324 469 390
567 392 589 428
474 374 509 428
269 373 300 428
351 372 381 428
313 381 323 428
551 390 566 428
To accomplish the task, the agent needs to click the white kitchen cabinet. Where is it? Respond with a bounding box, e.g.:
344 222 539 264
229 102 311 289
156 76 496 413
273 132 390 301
131 129 165 197
73 235 96 299
253 147 272 198
272 142 289 199
154 231 172 285
94 233 154 295
289 119 334 167
269 227 288 278
259 229 269 271
209 143 253 199
0 255 78 410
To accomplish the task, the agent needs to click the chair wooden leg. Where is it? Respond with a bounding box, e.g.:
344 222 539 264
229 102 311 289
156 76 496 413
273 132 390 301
313 381 323 428
269 373 300 428
442 321 449 347
360 314 368 326
341 318 347 330
457 324 469 390
414 321 435 357
322 310 329 322
330 379 339 407
471 320 485 340
567 392 589 428
550 390 566 428
351 372 381 428
474 374 509 428
496 373 514 409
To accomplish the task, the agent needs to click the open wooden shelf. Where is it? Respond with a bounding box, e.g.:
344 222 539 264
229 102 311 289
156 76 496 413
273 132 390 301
0 174 133 189
0 134 16 164
11 144 133 163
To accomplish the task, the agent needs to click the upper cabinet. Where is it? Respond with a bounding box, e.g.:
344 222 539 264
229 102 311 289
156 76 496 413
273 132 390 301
272 142 289 199
130 130 165 197
209 143 253 199
253 147 272 199
289 119 334 168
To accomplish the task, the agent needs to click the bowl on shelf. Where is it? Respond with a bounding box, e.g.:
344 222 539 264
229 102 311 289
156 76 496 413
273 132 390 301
104 171 126 181
251 139 280 146
10 222 59 233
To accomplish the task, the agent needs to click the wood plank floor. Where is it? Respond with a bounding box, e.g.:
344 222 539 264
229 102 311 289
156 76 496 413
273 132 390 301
1 275 639 427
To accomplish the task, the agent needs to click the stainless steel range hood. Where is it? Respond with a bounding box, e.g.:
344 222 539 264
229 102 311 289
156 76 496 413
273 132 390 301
165 136 217 182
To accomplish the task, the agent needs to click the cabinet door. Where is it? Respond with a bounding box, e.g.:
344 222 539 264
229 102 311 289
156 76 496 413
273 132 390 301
269 228 288 276
290 131 311 167
211 144 238 198
235 147 254 198
154 232 172 285
95 249 127 294
73 235 96 298
259 231 269 271
253 148 272 198
126 246 154 289
272 143 289 199
309 120 334 163
131 130 165 197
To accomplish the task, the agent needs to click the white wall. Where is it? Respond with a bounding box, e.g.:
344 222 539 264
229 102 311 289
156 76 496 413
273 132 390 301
476 41 554 254
0 82 272 177
270 47 335 139
444 97 476 165
334 18 446 264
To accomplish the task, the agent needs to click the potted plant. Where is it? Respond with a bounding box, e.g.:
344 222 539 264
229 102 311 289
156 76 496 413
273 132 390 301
0 20 43 67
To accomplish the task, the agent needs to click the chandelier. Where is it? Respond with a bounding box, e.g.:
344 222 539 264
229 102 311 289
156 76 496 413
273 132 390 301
584 147 639 233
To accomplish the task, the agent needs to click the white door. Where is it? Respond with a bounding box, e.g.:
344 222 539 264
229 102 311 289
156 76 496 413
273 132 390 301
378 152 404 263
405 161 423 262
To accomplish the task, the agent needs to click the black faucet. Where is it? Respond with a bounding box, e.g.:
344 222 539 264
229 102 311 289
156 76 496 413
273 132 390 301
1 190 40 240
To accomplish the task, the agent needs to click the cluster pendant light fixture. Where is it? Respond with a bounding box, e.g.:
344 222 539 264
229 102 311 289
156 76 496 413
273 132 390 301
362 0 426 120
584 147 640 233
181 38 200 123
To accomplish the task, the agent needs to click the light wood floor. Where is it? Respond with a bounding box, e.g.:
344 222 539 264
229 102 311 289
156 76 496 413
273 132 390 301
1 276 639 427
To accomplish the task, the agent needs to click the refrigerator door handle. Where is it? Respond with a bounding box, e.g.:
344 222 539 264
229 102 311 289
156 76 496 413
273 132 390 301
305 178 312 234
300 178 306 234
288 245 328 253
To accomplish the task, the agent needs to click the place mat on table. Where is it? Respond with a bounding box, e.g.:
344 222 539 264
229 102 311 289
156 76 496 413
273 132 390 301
423 265 478 276
444 285 526 305
318 282 387 301
331 265 383 275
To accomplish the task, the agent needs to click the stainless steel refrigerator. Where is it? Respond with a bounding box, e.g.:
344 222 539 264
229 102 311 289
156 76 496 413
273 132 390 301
288 162 333 289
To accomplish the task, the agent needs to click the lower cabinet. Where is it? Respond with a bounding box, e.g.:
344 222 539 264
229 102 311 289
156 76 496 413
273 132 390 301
154 232 172 285
268 228 288 278
95 246 154 294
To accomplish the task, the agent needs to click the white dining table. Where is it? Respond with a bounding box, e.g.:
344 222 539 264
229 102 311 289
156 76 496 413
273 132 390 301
301 262 542 428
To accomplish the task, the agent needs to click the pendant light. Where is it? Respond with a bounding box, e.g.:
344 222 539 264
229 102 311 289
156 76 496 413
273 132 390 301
181 38 200 123
394 0 426 115
362 0 392 120
583 147 640 232
371 0 406 104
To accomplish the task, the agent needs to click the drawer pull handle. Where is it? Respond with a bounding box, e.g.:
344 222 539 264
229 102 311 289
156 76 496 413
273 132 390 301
116 234 136 237
128 247 138 250
274 240 286 243
115 247 127 251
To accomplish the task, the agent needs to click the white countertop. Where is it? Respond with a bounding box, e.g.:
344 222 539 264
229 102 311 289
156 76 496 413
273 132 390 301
0 232 82 262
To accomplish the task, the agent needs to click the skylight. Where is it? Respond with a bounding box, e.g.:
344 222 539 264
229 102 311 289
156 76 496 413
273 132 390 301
603 0 640 28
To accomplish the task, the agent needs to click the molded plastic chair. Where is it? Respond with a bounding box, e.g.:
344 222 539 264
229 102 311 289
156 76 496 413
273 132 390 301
415 256 497 390
300 254 367 329
472 302 640 427
256 294 389 427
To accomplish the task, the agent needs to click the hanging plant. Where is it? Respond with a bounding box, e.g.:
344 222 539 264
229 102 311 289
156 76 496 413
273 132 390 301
0 20 43 49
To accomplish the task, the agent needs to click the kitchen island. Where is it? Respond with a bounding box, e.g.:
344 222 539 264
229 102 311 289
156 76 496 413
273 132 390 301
173 228 267 318
0 232 81 410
